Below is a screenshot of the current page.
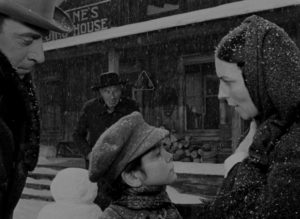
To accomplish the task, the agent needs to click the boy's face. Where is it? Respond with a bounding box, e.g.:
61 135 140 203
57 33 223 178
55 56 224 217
139 145 177 186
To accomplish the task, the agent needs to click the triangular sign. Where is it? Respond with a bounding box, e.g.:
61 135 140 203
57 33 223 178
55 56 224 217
134 70 155 90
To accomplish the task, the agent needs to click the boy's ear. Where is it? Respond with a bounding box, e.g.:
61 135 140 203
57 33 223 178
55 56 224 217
121 170 143 187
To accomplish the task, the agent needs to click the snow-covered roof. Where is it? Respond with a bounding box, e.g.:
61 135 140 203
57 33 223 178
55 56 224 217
43 0 300 51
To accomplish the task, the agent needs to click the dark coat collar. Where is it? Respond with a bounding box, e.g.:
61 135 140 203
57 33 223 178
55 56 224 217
0 50 15 79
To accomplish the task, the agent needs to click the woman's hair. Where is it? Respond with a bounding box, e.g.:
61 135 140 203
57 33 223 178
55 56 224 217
215 27 247 68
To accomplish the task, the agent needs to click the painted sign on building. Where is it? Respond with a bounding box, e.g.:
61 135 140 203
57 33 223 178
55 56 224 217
45 0 110 42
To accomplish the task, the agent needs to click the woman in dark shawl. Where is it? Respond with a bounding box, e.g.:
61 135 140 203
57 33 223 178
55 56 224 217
206 15 300 218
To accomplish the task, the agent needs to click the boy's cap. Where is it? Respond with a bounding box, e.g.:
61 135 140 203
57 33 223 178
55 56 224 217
89 111 169 183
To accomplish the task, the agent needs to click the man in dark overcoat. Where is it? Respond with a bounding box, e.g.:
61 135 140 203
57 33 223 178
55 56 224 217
73 71 139 210
0 0 73 218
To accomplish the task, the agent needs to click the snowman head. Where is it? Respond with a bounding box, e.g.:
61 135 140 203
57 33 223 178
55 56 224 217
51 168 98 204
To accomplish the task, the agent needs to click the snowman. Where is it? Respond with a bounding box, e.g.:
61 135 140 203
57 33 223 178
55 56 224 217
38 168 102 219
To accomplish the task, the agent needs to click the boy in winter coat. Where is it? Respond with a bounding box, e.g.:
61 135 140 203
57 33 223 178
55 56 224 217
89 111 182 219
37 168 102 219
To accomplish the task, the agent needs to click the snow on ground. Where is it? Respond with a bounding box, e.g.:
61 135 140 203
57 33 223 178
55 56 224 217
15 157 223 218
15 186 203 219
31 167 59 175
14 199 48 219
26 177 51 186
37 157 225 176
174 162 224 176
23 188 51 197
37 156 84 166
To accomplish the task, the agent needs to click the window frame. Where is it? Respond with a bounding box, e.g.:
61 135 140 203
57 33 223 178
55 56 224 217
182 54 220 139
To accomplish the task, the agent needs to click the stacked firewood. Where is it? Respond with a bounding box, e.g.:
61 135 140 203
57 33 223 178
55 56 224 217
162 134 217 163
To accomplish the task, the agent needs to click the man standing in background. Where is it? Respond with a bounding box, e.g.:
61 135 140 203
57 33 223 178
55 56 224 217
73 71 139 210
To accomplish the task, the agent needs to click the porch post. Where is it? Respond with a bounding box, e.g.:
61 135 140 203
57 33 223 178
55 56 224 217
108 48 119 73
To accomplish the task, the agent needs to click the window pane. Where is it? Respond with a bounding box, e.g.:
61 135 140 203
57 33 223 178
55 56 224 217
206 76 219 96
185 64 203 130
204 97 219 129
186 103 202 129
204 68 219 129
185 62 220 130
202 62 215 75
185 64 201 73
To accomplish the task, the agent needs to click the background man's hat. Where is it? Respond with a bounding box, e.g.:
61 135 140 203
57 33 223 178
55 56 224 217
0 0 73 33
91 72 125 91
89 111 169 183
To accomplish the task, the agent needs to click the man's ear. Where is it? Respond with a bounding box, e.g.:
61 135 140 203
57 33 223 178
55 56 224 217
121 171 143 187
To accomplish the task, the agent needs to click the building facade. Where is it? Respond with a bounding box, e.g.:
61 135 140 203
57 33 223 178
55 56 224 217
36 0 300 161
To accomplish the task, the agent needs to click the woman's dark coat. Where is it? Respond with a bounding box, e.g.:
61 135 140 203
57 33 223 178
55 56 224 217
0 52 40 219
200 15 300 219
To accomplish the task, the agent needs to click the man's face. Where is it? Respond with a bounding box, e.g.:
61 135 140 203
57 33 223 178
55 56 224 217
0 18 46 78
99 85 122 109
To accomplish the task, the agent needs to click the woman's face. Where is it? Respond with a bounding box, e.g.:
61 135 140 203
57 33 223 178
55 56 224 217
215 57 258 120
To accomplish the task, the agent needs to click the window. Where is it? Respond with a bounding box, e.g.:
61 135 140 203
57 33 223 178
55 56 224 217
185 62 219 130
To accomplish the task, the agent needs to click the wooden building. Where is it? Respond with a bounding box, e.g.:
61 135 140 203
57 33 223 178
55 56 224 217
36 0 300 161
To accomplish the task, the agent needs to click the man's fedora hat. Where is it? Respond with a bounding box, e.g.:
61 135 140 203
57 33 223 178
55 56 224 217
0 0 73 33
91 72 126 91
